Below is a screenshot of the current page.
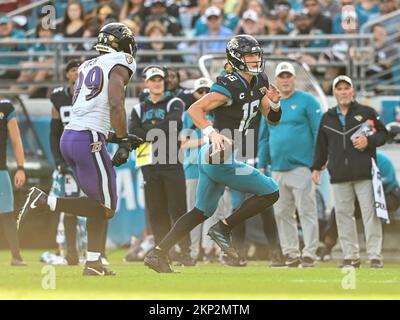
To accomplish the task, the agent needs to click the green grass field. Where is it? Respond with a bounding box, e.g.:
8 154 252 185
0 250 399 299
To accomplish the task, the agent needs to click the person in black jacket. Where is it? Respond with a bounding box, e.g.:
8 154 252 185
129 65 193 266
312 75 389 269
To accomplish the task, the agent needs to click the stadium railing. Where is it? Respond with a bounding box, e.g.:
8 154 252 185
361 9 400 94
0 34 375 96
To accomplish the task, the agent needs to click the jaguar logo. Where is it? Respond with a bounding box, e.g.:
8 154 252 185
354 115 363 122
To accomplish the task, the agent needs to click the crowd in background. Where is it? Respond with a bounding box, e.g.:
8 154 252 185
0 0 400 97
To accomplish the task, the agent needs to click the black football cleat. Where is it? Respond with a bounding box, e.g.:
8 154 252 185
83 259 116 276
18 187 48 230
207 221 239 260
144 249 174 273
339 259 361 269
222 255 247 267
269 247 286 268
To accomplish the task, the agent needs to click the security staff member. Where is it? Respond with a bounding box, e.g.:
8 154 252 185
129 65 193 266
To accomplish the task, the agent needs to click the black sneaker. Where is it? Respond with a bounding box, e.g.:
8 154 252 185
222 255 247 267
370 259 383 269
285 256 301 268
18 187 48 229
11 258 27 266
144 249 174 273
207 221 239 259
174 252 196 267
301 256 315 268
83 259 116 276
339 259 361 268
269 247 286 268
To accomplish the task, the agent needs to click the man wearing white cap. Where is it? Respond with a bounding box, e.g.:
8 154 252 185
312 75 389 268
258 61 322 267
236 9 263 36
196 6 233 52
129 65 194 266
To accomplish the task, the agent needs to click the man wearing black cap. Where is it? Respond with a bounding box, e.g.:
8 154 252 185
129 65 193 266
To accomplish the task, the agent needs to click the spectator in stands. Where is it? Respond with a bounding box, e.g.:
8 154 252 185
191 0 211 29
82 15 101 50
140 20 183 64
61 0 85 52
288 9 327 64
259 62 322 268
264 10 287 35
0 15 26 80
0 0 31 13
235 9 264 36
274 0 295 33
318 8 359 93
194 0 239 35
12 24 55 98
96 2 118 26
142 0 182 36
380 0 398 15
119 0 145 22
197 6 234 53
245 0 267 19
356 0 380 21
366 24 397 88
319 0 341 18
332 0 369 34
312 75 389 268
262 10 287 54
120 18 141 36
96 0 121 14
304 0 332 34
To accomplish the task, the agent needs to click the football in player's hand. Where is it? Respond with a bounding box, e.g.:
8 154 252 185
206 142 233 164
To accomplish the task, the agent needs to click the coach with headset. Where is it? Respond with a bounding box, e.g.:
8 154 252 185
128 65 193 266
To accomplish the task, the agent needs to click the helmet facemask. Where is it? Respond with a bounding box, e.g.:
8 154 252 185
241 50 264 76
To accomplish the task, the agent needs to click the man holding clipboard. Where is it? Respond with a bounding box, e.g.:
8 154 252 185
312 75 389 268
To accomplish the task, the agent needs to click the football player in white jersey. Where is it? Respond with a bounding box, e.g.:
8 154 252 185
19 23 143 276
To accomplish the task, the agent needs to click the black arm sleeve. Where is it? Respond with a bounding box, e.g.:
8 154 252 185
50 118 64 165
266 107 282 125
128 107 147 140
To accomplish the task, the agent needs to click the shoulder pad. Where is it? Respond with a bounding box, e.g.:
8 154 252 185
107 52 137 78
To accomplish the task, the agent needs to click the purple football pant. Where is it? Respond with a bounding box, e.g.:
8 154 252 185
60 129 117 210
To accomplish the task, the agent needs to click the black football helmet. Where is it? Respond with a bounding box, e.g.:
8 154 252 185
94 22 137 58
226 34 264 75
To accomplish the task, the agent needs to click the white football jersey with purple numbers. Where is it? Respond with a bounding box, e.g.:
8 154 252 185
66 51 136 136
